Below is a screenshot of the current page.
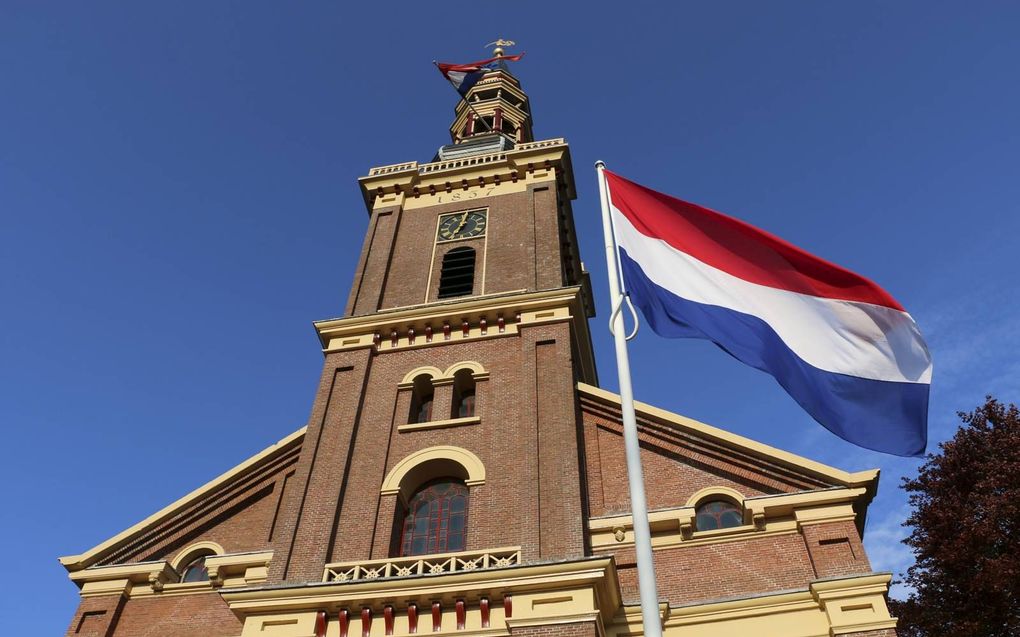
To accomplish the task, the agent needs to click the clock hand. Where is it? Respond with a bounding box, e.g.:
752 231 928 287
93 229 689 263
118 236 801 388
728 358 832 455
454 211 469 233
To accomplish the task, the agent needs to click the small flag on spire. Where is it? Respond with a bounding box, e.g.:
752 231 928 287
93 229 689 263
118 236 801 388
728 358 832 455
435 54 524 97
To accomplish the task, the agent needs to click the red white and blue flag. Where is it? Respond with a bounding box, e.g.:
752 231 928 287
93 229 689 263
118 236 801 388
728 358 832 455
606 170 932 456
436 54 524 96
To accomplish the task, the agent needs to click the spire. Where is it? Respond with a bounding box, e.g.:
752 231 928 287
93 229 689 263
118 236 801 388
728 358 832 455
437 41 533 161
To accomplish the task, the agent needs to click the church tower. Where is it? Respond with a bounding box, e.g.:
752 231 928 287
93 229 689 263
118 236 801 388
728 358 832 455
270 57 597 584
61 53 902 637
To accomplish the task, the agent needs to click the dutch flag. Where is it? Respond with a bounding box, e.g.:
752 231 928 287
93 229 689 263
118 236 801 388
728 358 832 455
436 54 525 97
606 170 932 457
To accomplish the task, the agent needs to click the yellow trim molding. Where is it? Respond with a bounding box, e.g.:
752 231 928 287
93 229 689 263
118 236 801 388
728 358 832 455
223 556 620 637
577 383 879 491
380 446 486 500
400 366 445 384
400 361 490 386
685 486 744 508
589 486 868 552
68 550 273 598
398 415 481 433
59 428 305 572
171 540 225 572
358 137 576 214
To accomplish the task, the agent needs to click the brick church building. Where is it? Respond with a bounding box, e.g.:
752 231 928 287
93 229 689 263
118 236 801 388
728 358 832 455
61 59 899 637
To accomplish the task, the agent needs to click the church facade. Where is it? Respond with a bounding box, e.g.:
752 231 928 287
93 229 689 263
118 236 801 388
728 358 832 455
61 62 899 637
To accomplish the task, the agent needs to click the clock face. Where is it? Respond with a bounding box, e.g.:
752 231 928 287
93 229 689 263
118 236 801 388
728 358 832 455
437 210 487 242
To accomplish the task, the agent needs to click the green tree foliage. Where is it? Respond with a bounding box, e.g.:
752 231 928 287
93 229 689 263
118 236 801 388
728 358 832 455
891 397 1020 637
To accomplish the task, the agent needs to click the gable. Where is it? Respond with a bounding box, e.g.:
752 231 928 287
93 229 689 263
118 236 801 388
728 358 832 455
577 383 878 519
60 427 305 573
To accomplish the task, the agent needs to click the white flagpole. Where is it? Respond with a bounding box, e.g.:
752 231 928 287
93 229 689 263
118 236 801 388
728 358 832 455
595 161 662 637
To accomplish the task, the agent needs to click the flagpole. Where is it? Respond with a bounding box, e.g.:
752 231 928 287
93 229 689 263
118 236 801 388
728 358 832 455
595 160 662 637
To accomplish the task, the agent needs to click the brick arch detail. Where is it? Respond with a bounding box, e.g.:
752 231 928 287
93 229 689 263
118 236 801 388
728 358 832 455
686 486 745 508
400 366 445 385
380 446 486 503
170 540 225 572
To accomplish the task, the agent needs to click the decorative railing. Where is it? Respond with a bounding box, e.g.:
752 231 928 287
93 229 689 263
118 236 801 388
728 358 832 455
323 547 521 583
368 162 418 176
419 153 507 174
514 138 565 151
365 139 567 181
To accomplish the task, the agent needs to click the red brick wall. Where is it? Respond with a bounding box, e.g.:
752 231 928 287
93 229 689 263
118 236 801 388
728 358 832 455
608 532 817 606
65 595 126 637
106 593 241 637
580 397 836 516
510 620 599 637
269 348 374 582
349 182 573 317
801 520 872 578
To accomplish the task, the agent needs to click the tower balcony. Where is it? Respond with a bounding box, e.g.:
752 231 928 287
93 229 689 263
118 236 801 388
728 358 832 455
322 547 521 583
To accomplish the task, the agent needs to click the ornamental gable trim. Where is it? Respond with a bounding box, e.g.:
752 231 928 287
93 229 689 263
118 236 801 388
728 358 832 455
60 427 305 572
577 383 879 526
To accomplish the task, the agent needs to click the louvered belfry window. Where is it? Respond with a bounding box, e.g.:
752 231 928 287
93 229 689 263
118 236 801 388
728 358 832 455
437 247 476 299
400 479 469 556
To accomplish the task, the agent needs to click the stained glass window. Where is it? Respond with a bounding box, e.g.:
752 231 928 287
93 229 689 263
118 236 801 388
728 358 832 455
695 500 743 531
416 398 433 423
457 391 475 418
400 479 468 556
180 555 210 582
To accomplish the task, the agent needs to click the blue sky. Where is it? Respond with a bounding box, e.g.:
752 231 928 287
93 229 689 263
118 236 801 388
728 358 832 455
2 2 1018 632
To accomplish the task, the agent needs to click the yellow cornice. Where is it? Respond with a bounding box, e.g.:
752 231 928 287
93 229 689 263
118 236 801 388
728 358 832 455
358 138 575 213
576 383 880 492
69 551 275 598
314 287 597 385
59 428 304 572
588 487 868 552
222 557 621 620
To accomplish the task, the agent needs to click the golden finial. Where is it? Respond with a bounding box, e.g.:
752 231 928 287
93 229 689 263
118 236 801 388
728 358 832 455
486 39 515 57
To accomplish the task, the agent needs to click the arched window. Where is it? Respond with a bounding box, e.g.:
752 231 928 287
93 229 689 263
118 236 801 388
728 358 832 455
695 500 743 531
409 374 434 424
400 479 469 556
451 368 476 419
179 553 213 582
437 247 476 299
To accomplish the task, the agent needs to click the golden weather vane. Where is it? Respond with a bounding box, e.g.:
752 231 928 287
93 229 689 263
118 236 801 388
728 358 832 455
485 39 515 57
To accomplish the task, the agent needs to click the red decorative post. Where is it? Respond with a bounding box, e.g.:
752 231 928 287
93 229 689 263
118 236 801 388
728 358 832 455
480 598 490 628
443 322 451 340
497 316 505 333
432 602 442 632
390 330 398 347
408 603 418 634
425 325 433 343
373 333 381 350
455 600 466 630
408 327 415 345
384 605 394 636
315 611 328 637
362 607 372 637
503 594 512 618
479 317 487 335
339 609 351 637
461 320 469 337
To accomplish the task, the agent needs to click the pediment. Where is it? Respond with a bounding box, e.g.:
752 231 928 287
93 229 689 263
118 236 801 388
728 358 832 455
577 383 878 524
60 427 304 574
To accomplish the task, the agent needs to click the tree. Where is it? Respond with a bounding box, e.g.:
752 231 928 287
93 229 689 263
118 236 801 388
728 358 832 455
891 397 1020 637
